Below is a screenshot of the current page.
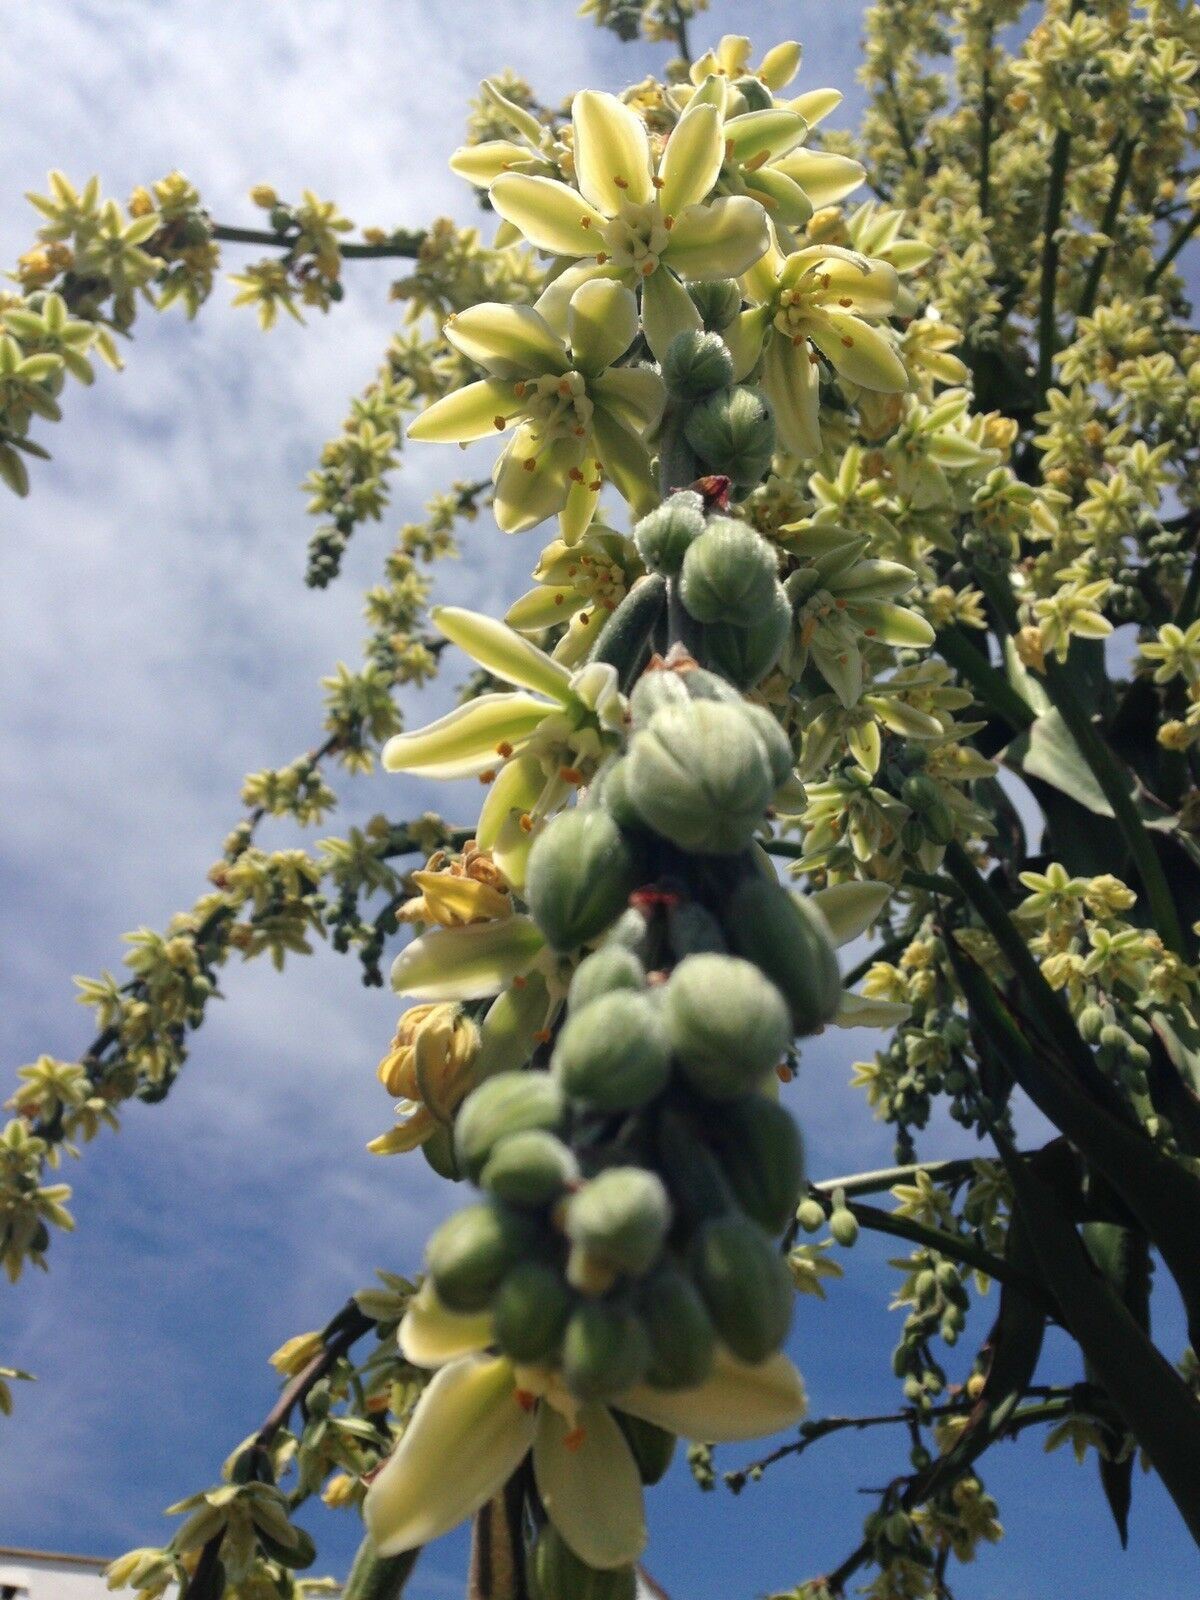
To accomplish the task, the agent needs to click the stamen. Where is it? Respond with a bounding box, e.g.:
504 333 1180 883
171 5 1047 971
613 174 629 189
515 1390 537 1413
563 1426 587 1452
496 741 515 758
560 765 585 785
493 415 507 431
519 812 535 833
522 457 537 472
478 769 497 783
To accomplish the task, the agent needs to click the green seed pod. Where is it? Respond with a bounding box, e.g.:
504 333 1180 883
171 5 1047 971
530 1526 636 1600
899 817 926 854
493 1260 572 1363
565 1168 672 1276
721 874 842 1033
454 1071 565 1180
420 1123 463 1182
921 799 954 846
425 1201 539 1312
663 330 736 399
678 517 779 627
632 491 705 576
683 387 776 490
901 774 942 813
703 583 792 689
588 571 667 674
568 946 647 1012
562 1300 652 1402
708 1096 805 1235
691 1214 794 1363
625 701 776 854
600 905 650 953
525 808 640 951
638 1262 718 1389
665 898 728 958
629 662 741 727
741 703 794 788
593 757 645 833
829 1206 859 1247
663 953 792 1099
615 1412 677 1484
795 1197 827 1233
552 991 672 1111
687 278 743 333
480 1129 580 1207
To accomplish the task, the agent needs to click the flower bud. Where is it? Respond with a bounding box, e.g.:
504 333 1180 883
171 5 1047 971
625 700 776 854
664 953 792 1099
679 517 779 627
795 1197 827 1233
637 1264 717 1389
568 945 647 1012
525 808 640 950
662 330 736 400
708 1095 805 1235
425 1201 540 1311
691 1214 794 1363
829 1206 859 1247
530 1525 637 1600
633 490 705 576
687 279 743 333
683 387 776 489
480 1128 580 1207
493 1260 573 1363
454 1070 565 1179
703 583 792 688
722 875 842 1034
562 1300 652 1402
552 991 672 1111
565 1168 672 1277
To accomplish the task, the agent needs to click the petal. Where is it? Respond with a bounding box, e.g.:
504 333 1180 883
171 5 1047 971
745 166 814 230
807 311 908 392
809 255 899 316
399 1282 494 1368
844 599 935 647
450 140 532 187
725 305 770 381
811 632 863 707
533 1404 647 1570
758 41 804 91
408 379 519 444
572 90 653 212
787 87 843 127
390 917 545 1001
724 110 809 165
808 881 891 946
490 173 607 257
592 366 666 431
762 331 821 458
381 693 550 780
505 584 584 633
568 279 639 374
742 226 787 304
658 102 724 215
834 990 911 1028
494 428 582 535
775 148 866 208
640 266 701 364
476 754 545 891
835 558 915 598
434 606 574 701
445 303 567 380
559 465 602 544
364 1356 536 1556
592 405 659 517
617 1350 807 1443
535 260 626 341
664 195 770 281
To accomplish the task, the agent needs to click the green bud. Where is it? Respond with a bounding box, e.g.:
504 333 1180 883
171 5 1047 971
664 953 792 1098
454 1071 565 1180
795 1197 827 1233
732 76 774 111
679 517 779 627
638 1263 717 1389
691 1214 794 1363
922 800 954 846
683 388 776 490
493 1260 572 1363
629 660 741 726
553 990 672 1111
722 875 842 1034
525 808 640 950
687 278 743 332
633 490 705 576
901 774 942 812
900 818 925 854
662 330 736 399
829 1206 859 1247
530 1525 636 1600
708 1095 805 1234
703 583 792 689
741 702 795 788
626 701 776 854
565 1168 672 1277
421 1123 463 1182
480 1129 580 1207
425 1201 539 1312
562 1300 651 1402
568 946 647 1012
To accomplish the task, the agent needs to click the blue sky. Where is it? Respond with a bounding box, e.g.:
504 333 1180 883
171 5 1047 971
0 1 1196 1594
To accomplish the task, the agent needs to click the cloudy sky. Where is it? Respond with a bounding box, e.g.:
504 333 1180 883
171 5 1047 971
0 2 1196 1595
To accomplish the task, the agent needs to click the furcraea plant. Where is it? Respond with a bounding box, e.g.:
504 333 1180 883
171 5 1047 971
7 2 1200 1596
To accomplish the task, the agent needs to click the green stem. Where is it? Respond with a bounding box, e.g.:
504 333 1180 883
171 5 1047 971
812 1156 992 1200
978 35 993 217
1036 124 1073 404
761 837 806 859
1146 209 1200 290
1077 137 1137 320
934 624 1034 730
210 222 424 259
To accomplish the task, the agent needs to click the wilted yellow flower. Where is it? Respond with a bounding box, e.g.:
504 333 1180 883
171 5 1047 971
397 840 512 927
372 1001 481 1153
269 1330 324 1376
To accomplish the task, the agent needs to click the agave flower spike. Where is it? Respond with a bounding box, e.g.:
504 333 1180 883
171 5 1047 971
408 280 663 536
490 90 769 362
364 1286 807 1569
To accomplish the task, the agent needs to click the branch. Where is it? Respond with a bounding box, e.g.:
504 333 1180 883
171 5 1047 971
1145 209 1200 291
210 222 425 260
1077 138 1137 321
1036 125 1073 404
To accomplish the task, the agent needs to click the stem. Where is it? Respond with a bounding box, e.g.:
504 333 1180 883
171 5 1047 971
1175 542 1200 632
1036 125 1073 403
210 222 424 259
1146 209 1200 290
978 34 993 217
1077 138 1137 320
934 625 1033 732
812 1156 992 1200
670 1 692 68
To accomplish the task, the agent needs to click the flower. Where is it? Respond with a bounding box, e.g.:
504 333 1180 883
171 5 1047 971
396 841 512 928
370 1002 481 1154
504 524 642 666
408 280 662 536
490 91 770 361
363 1284 807 1569
730 239 908 458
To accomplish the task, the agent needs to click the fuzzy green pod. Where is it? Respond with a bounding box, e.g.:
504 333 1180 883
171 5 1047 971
722 875 842 1035
632 491 705 576
741 702 795 788
638 1263 718 1390
425 1201 540 1312
480 1129 580 1207
678 517 779 627
691 1214 794 1363
524 808 640 951
708 1096 805 1235
493 1260 573 1363
565 1168 672 1276
683 387 776 490
552 990 672 1111
662 330 736 399
530 1526 636 1600
663 953 792 1098
628 661 741 727
454 1071 565 1180
625 700 776 855
561 1300 652 1403
568 945 646 1013
703 582 793 689
588 572 667 675
687 278 743 332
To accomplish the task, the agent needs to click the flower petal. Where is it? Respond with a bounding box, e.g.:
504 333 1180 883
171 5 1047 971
725 305 770 382
724 110 809 165
834 990 911 1028
494 427 583 534
786 87 843 126
399 1282 494 1369
592 366 666 432
559 463 603 544
658 102 724 216
809 881 891 946
364 1356 536 1556
381 694 550 780
450 140 533 187
390 917 545 1001
845 599 935 647
664 196 770 282
490 172 607 257
535 261 625 340
762 331 821 458
533 1403 647 1570
758 41 804 91
434 606 574 701
640 266 701 364
617 1349 807 1443
408 378 520 444
476 754 545 891
807 311 907 392
745 166 814 230
568 279 639 374
592 405 659 517
774 148 866 208
572 90 653 212
505 585 584 633
445 303 567 380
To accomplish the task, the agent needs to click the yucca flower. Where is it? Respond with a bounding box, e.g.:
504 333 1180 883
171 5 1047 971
490 91 769 361
504 524 642 666
408 280 662 537
731 239 909 459
370 1002 481 1155
396 841 512 928
363 1284 807 1570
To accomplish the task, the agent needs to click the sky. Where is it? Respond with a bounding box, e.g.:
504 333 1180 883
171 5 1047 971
0 2 1197 1595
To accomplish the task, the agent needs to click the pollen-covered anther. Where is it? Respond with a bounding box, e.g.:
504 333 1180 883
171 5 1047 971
589 478 601 490
839 296 853 307
513 381 527 398
563 1426 587 1452
613 174 629 189
496 741 515 758
478 768 497 783
664 215 675 230
493 415 507 431
568 467 584 483
522 457 537 472
652 175 664 189
559 765 585 785
518 812 535 833
533 1028 552 1045
596 252 609 264
640 261 655 277
841 336 854 348
580 216 592 229
515 1390 537 1413
777 1063 795 1083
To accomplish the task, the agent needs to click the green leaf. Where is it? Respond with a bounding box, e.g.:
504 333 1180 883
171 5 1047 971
1082 1221 1150 1547
1007 708 1115 817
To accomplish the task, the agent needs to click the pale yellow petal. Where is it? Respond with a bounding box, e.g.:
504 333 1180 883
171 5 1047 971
533 1403 647 1569
663 195 770 282
399 1281 494 1369
381 693 549 780
434 605 574 700
491 172 607 257
658 101 724 216
408 379 519 445
445 303 567 379
568 279 639 373
572 90 653 212
617 1350 807 1443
